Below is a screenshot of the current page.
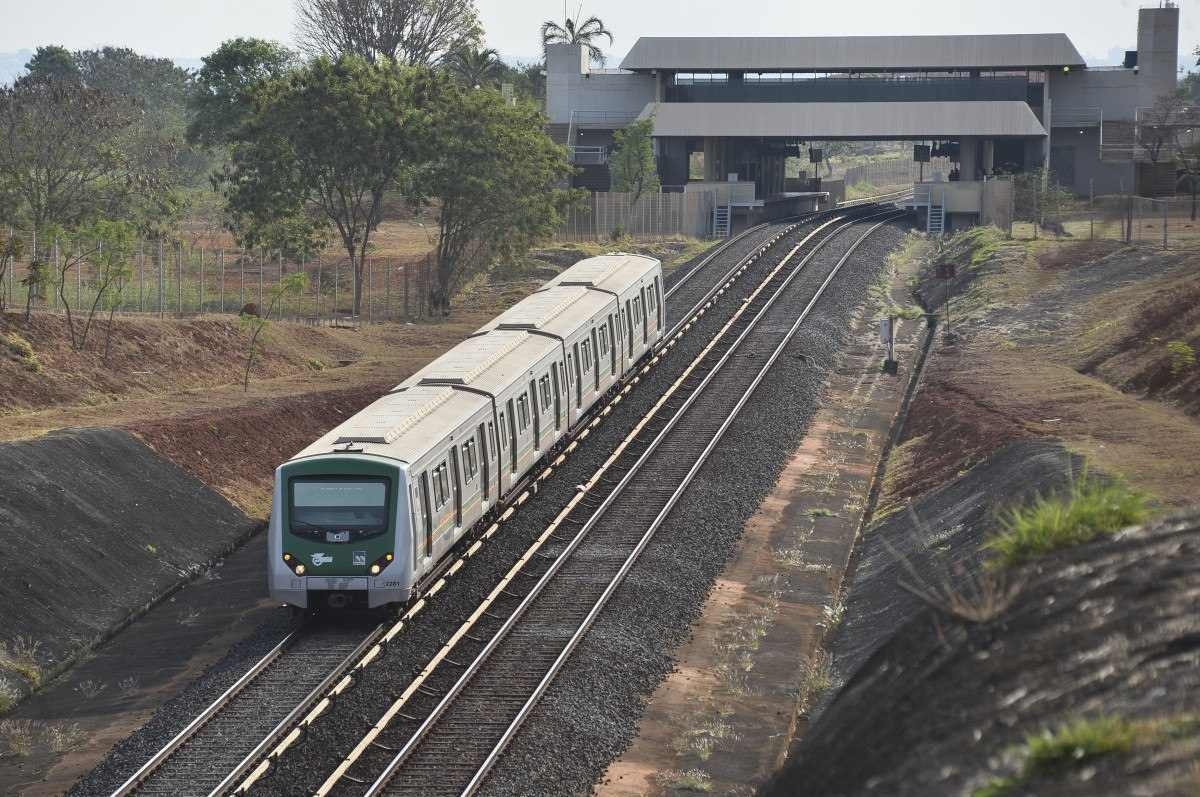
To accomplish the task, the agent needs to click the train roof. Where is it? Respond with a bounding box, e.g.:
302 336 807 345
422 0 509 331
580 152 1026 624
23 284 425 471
401 329 560 394
476 286 613 338
541 252 661 295
291 384 490 464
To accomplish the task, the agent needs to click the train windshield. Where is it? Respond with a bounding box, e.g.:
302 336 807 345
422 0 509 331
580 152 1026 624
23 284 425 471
289 478 390 543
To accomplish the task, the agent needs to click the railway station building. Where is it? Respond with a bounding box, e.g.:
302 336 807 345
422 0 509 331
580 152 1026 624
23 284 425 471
547 4 1183 230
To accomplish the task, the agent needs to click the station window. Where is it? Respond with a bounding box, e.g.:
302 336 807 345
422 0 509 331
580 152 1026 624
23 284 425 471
432 461 449 508
517 394 530 432
462 438 478 481
674 72 729 84
539 374 553 410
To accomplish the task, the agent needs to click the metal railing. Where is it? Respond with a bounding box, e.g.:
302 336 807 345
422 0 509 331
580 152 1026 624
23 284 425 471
567 145 608 165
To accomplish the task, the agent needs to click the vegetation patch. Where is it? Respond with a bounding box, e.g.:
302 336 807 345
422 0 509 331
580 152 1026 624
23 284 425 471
1 332 41 373
974 715 1200 796
874 434 928 520
984 474 1150 569
712 594 779 695
1167 340 1196 377
655 768 714 793
670 711 737 762
0 718 84 758
0 637 43 690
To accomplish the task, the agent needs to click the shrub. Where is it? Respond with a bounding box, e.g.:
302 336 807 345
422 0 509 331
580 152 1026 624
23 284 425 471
0 719 34 757
973 716 1138 796
1 332 41 373
1167 340 1196 376
0 638 42 688
655 769 713 792
0 678 20 714
984 475 1150 569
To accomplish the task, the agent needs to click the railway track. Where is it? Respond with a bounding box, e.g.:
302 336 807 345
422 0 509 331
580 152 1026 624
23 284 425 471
105 198 905 797
301 210 906 797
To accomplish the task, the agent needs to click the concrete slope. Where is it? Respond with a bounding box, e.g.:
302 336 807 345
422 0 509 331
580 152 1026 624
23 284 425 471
0 428 255 673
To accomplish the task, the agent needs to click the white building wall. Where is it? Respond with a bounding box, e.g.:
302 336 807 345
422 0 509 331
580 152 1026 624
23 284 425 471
545 42 657 126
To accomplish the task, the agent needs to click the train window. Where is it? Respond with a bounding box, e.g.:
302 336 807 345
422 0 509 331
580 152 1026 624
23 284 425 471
410 484 422 566
632 298 641 324
431 461 449 508
551 365 562 430
462 439 478 481
420 473 433 556
478 423 490 500
607 315 617 373
497 413 507 450
580 340 592 373
598 326 608 356
654 277 664 330
539 375 553 411
517 394 530 432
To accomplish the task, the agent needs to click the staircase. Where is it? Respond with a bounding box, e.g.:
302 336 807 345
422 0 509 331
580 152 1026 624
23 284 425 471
712 205 732 238
926 192 945 236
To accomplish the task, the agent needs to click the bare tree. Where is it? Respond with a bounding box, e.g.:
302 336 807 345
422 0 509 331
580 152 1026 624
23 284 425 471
1138 88 1190 164
295 0 480 65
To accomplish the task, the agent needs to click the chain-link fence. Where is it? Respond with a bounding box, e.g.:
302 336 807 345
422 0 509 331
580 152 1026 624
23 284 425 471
1013 194 1200 247
839 157 951 190
553 190 715 242
0 231 439 323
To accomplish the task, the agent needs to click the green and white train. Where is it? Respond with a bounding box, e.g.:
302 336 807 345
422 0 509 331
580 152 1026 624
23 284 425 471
269 254 666 610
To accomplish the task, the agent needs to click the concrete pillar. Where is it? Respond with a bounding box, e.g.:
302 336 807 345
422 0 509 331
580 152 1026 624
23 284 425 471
959 137 980 181
982 140 995 175
704 137 721 181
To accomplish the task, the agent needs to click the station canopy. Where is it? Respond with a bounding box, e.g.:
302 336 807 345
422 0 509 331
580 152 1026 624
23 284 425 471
620 34 1086 72
637 100 1049 140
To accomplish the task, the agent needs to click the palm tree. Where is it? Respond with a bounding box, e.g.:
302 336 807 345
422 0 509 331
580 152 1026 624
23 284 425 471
446 46 504 88
541 16 613 66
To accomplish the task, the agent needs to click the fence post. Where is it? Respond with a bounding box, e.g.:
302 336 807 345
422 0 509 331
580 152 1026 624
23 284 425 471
75 242 81 310
1163 199 1169 250
368 257 373 323
219 250 225 313
158 238 164 318
1089 180 1095 241
386 258 392 321
199 248 205 313
333 259 339 317
404 265 410 319
239 252 245 309
258 251 264 309
316 256 322 320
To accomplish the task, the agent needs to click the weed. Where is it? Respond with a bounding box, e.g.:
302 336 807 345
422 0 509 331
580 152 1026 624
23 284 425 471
0 678 20 714
145 543 157 554
0 719 34 757
306 357 326 371
671 716 736 761
179 608 202 626
118 675 140 693
800 649 834 702
885 304 925 321
822 598 845 630
656 768 714 792
1167 340 1196 376
43 722 83 753
0 637 43 688
713 596 779 694
809 507 838 518
984 474 1150 569
74 679 106 699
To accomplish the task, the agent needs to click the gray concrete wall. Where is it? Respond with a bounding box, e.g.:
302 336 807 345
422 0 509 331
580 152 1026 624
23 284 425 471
1051 126 1135 196
545 42 657 126
1048 68 1140 121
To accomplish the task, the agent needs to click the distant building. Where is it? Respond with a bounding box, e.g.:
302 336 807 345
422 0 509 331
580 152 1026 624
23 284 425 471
548 4 1183 205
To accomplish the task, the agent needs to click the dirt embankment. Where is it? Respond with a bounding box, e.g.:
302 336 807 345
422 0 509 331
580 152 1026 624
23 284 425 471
768 229 1200 797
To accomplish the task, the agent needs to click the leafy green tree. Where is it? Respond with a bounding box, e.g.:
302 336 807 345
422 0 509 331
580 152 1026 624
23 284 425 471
497 60 546 102
220 57 436 315
241 271 308 390
0 233 24 313
189 38 295 148
21 258 50 321
445 45 503 88
22 46 79 83
540 16 613 66
295 0 481 65
609 117 660 219
412 87 574 313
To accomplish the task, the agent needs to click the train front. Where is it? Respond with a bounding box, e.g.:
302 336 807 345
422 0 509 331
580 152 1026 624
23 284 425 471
268 454 413 611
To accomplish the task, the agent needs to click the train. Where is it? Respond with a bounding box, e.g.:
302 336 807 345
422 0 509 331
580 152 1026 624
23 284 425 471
268 253 666 611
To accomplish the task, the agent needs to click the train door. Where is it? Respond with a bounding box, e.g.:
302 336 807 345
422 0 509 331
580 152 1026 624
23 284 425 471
654 276 664 332
478 423 490 501
528 379 541 450
639 287 649 344
506 398 518 473
607 315 617 375
590 328 600 391
409 483 422 570
449 446 463 528
625 299 635 355
419 472 433 558
572 343 583 408
551 363 562 430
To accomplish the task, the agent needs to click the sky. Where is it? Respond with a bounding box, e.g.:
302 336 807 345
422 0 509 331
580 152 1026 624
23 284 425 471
0 0 1196 80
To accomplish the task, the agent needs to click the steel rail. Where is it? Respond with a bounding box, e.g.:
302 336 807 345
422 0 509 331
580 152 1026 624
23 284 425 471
460 213 907 797
361 209 906 797
110 630 299 796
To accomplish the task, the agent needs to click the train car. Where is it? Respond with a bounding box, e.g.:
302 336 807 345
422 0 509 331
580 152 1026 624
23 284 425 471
268 254 664 612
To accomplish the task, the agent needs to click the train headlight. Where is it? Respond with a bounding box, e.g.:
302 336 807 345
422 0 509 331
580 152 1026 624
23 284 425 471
370 553 394 575
283 553 306 576
295 563 306 576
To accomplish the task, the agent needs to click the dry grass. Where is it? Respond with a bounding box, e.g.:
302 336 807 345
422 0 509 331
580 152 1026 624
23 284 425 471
799 649 834 705
0 719 85 758
655 768 714 792
0 637 43 689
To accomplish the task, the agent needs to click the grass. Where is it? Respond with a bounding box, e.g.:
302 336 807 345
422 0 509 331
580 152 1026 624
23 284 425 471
1167 340 1196 376
0 678 20 714
655 768 714 792
670 714 737 761
983 474 1151 569
973 715 1177 796
799 649 834 706
74 679 106 699
0 719 85 758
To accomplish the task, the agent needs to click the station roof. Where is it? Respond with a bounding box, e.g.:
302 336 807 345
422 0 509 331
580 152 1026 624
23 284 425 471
620 34 1085 72
638 100 1048 139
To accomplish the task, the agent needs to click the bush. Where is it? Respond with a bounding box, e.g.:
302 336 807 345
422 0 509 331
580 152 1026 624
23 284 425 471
1167 340 1196 376
1 332 41 373
984 475 1150 569
974 716 1138 796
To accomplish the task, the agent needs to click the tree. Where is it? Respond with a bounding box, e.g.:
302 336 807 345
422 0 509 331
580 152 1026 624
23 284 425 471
0 78 142 236
295 0 480 65
44 221 134 351
1138 88 1189 165
1176 141 1200 220
189 38 296 147
412 87 574 313
609 117 660 230
0 233 24 313
21 258 50 321
445 45 503 88
241 272 308 390
540 16 613 66
221 57 436 316
22 46 78 84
